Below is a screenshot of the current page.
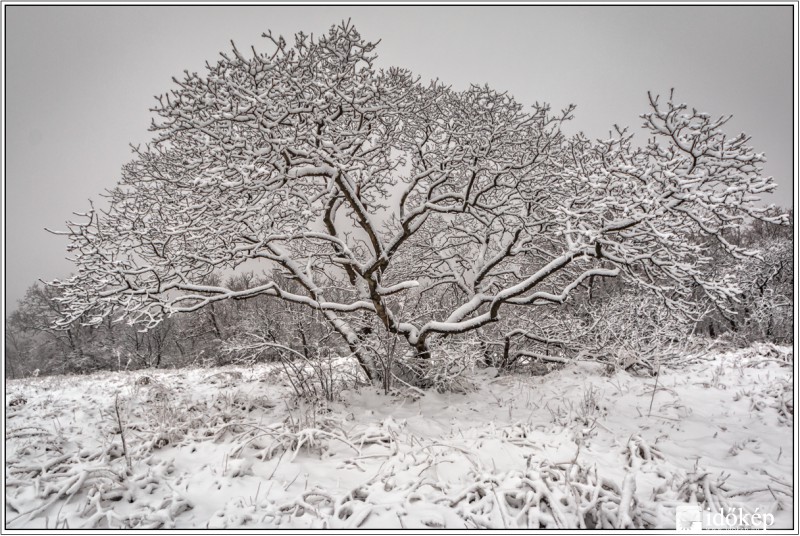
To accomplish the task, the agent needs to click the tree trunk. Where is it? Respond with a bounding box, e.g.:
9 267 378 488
502 336 511 369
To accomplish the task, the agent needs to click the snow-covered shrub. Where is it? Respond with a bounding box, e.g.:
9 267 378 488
221 298 360 401
570 288 698 376
392 337 482 393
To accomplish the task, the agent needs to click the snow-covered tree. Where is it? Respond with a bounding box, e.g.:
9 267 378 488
695 207 793 344
49 22 787 384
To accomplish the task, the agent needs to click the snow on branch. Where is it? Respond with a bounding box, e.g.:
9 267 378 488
49 23 788 380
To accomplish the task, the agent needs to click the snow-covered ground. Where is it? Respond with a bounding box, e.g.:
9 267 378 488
4 343 794 529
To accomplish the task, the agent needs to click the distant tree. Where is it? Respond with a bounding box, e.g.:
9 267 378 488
698 208 793 344
6 283 107 374
735 236 793 343
49 22 787 385
6 282 193 376
5 318 31 379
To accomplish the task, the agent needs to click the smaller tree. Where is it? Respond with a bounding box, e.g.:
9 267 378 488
692 208 793 345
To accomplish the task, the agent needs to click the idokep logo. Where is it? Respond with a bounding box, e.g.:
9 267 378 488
704 507 776 530
676 504 776 531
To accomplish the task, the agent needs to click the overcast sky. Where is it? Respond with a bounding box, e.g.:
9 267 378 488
4 5 795 311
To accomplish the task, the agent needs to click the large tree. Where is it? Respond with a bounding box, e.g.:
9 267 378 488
50 22 786 383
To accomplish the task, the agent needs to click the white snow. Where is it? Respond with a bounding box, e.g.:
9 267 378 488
4 342 794 529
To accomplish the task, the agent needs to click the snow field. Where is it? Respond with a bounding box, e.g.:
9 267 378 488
4 343 793 529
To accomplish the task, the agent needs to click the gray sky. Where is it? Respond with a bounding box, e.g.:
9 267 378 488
4 5 795 310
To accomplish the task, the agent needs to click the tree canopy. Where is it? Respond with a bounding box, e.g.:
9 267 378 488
49 22 787 383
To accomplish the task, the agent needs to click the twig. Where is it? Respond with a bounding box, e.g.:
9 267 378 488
284 471 301 491
114 394 132 472
647 363 661 418
268 449 286 480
